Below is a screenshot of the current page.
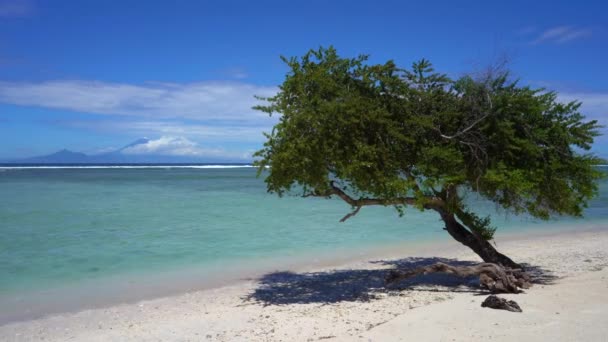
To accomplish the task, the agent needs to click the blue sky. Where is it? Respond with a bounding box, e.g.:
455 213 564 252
0 0 606 161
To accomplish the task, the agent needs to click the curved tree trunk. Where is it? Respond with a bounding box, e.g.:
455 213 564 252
318 181 522 269
438 211 521 269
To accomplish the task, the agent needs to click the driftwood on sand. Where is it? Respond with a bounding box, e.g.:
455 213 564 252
481 295 523 312
385 262 531 294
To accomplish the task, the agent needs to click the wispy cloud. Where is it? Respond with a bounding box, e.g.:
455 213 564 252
122 136 209 156
127 121 273 141
0 80 277 124
0 0 34 17
120 136 253 160
59 119 274 143
531 26 591 45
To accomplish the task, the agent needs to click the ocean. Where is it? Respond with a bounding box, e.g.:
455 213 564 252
0 165 606 321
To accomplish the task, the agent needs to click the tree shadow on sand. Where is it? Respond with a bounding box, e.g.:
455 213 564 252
245 257 558 306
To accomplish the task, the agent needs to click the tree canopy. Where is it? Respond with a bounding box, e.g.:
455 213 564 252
254 47 603 254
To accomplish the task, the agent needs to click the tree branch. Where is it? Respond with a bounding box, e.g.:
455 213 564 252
339 206 361 222
439 112 489 140
328 181 417 207
308 181 444 221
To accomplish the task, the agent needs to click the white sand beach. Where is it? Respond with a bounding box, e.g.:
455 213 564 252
1 227 607 341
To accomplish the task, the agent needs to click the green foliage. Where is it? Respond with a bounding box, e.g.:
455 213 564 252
254 46 603 239
455 208 497 240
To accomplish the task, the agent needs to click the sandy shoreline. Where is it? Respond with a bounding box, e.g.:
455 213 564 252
1 226 608 341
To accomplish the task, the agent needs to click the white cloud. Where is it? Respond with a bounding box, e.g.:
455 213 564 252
531 26 591 45
122 136 208 156
120 136 252 160
61 119 275 143
126 121 273 141
0 80 277 124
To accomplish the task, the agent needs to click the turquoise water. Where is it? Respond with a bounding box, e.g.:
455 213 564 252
1 166 607 298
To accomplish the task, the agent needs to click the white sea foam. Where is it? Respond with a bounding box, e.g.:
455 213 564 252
0 165 254 170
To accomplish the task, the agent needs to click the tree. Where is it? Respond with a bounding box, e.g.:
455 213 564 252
254 47 603 269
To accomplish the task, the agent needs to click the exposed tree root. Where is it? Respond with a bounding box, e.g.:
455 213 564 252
385 262 531 294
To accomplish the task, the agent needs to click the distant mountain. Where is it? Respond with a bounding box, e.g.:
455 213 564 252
19 149 89 163
5 138 240 164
